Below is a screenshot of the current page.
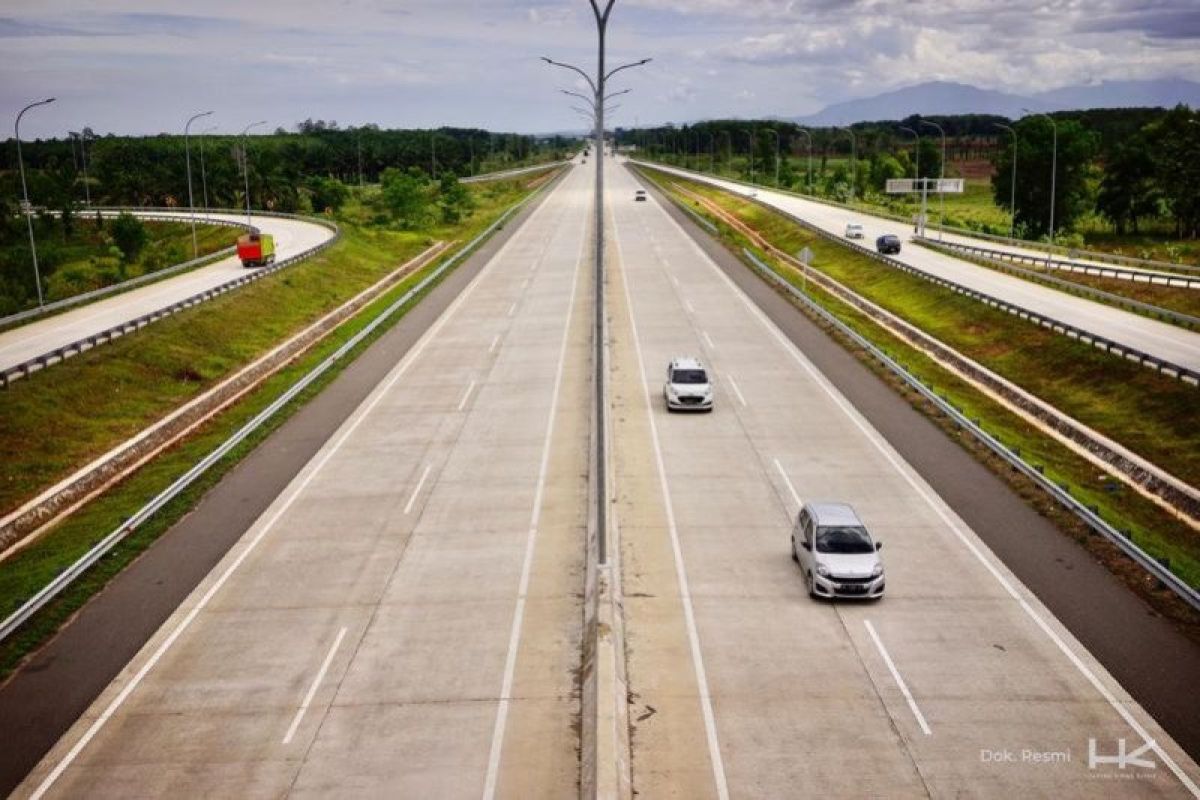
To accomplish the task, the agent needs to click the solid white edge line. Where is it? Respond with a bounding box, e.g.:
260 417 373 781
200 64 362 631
480 188 586 800
864 620 932 736
647 177 1200 798
726 375 747 407
703 331 716 350
489 333 500 354
403 464 433 515
773 458 803 511
457 379 477 411
507 301 517 317
611 184 731 800
282 626 348 745
684 298 695 314
28 169 568 800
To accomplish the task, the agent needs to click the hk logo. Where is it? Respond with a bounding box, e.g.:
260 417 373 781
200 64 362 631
1088 738 1157 770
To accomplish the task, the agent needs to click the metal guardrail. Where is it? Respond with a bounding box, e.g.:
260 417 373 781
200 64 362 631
633 159 1200 276
460 161 568 184
0 209 340 388
0 215 251 330
920 237 1200 289
710 182 1200 388
915 237 1200 330
740 246 1200 612
0 179 553 644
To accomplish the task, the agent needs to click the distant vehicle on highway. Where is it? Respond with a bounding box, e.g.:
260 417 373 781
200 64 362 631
663 356 713 412
791 502 884 600
844 222 864 239
875 234 902 255
237 233 276 268
635 189 647 202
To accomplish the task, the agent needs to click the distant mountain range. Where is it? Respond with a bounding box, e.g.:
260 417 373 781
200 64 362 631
791 79 1200 126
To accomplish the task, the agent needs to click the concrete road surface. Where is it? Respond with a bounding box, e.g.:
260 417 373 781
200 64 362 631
0 211 334 375
609 161 1200 798
16 167 592 799
634 162 1200 374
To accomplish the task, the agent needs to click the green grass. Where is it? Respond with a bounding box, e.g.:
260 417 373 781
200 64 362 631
3 219 233 315
0 172 558 677
640 166 1200 593
0 176 548 519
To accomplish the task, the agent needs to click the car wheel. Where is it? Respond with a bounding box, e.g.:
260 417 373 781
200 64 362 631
806 571 817 598
791 541 799 563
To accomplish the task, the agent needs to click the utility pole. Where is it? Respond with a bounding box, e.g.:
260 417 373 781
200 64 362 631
1023 108 1057 249
199 125 217 212
542 0 649 565
185 110 214 258
919 119 946 239
239 120 267 226
993 123 1017 240
15 97 56 307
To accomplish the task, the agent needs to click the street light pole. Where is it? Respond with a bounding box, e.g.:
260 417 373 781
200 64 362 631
766 128 781 187
15 96 56 307
185 110 214 259
742 128 755 182
899 126 919 181
919 119 946 239
239 120 267 226
993 123 1017 241
1023 108 1057 248
199 124 217 212
796 128 812 195
542 0 649 565
836 126 856 203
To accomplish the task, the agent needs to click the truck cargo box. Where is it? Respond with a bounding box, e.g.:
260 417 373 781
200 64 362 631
236 232 276 268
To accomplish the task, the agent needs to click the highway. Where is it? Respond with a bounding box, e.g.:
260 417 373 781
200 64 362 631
10 156 1200 798
14 166 592 798
609 160 1200 797
633 162 1200 375
0 211 334 376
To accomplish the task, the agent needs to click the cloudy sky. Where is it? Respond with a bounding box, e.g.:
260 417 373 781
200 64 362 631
3 0 1199 138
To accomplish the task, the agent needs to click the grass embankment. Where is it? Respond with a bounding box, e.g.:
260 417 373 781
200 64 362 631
640 166 1200 597
2 219 232 316
0 172 556 676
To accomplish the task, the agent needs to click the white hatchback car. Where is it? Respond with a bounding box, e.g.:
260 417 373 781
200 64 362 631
845 222 865 239
663 357 713 412
791 502 884 600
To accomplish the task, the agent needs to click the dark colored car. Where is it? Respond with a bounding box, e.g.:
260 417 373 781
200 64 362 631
876 234 902 255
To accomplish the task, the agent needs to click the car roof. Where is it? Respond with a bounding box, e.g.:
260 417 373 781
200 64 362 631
669 356 705 371
805 502 864 527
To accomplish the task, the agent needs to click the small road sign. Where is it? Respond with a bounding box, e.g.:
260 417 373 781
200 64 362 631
798 246 813 266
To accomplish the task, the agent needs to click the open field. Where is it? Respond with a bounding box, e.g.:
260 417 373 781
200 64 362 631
640 166 1200 595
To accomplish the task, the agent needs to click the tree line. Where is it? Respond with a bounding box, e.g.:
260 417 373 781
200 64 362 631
620 105 1200 240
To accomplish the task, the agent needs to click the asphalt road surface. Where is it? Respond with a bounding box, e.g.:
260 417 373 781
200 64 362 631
8 156 1200 798
610 160 1200 798
0 210 334 374
13 166 592 798
635 162 1200 375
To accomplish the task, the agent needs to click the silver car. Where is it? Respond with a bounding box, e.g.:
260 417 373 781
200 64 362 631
791 502 884 599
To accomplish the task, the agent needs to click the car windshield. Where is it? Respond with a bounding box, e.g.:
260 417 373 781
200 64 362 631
671 369 708 384
816 525 874 554
881 236 898 243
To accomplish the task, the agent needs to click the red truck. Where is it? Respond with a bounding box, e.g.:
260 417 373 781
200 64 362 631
236 233 276 268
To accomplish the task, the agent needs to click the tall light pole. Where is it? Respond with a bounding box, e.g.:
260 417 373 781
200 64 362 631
765 128 781 187
1023 108 1057 247
742 128 755 182
836 126 856 203
185 110 214 259
71 129 93 208
199 124 217 212
796 128 813 195
239 120 266 226
993 123 1017 241
919 119 946 239
15 97 56 307
542 0 649 565
898 126 919 180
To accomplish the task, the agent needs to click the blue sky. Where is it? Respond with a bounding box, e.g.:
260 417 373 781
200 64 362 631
2 0 1199 138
